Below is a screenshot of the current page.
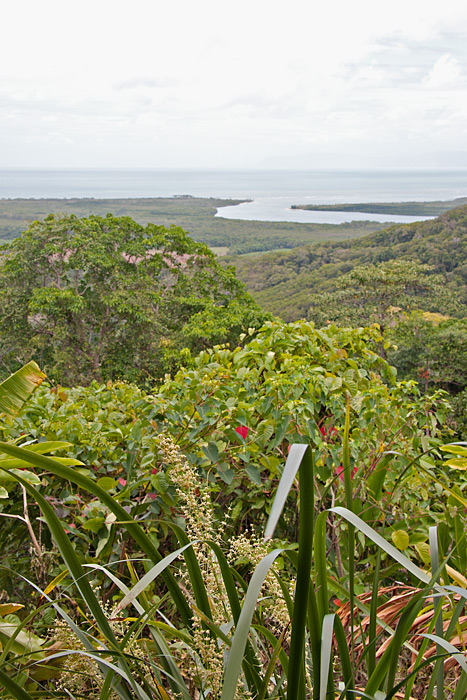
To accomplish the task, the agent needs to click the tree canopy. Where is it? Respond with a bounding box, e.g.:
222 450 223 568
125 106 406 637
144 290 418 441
0 214 268 385
307 260 456 330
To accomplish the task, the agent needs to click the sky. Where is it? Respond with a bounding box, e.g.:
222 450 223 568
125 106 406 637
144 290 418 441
2 0 467 169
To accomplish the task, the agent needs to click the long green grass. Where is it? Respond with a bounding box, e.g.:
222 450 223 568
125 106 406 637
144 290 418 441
0 429 466 698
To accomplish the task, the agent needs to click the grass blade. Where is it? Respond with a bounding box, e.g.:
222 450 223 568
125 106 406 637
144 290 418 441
115 543 194 614
333 614 354 699
287 446 314 700
341 401 355 669
221 549 283 700
330 507 430 584
422 634 467 674
429 526 444 700
314 511 330 622
367 549 381 679
264 444 309 541
162 521 213 623
320 614 335 700
207 540 242 623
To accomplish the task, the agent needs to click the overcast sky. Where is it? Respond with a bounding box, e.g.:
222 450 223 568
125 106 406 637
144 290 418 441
2 0 467 169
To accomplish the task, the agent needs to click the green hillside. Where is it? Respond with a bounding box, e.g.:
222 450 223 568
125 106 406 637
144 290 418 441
227 203 467 320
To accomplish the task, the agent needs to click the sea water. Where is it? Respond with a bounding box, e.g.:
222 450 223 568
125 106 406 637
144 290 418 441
1 168 467 224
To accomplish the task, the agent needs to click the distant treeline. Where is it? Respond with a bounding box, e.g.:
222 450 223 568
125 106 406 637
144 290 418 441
291 197 467 216
0 196 386 254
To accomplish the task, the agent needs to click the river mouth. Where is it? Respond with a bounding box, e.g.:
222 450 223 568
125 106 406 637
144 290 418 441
215 198 436 225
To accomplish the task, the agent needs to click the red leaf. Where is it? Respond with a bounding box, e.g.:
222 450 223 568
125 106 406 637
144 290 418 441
236 426 249 439
336 464 357 483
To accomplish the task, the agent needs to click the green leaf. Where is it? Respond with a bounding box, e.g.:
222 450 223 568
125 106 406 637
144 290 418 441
82 517 105 533
440 444 467 456
221 549 283 700
0 361 45 417
245 464 262 486
264 444 308 540
217 462 235 485
150 471 169 493
202 442 219 462
0 469 42 485
0 620 44 656
269 416 291 449
444 458 467 470
96 476 117 491
391 529 410 550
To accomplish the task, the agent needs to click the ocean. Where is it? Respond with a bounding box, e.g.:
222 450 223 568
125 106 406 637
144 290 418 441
1 168 467 225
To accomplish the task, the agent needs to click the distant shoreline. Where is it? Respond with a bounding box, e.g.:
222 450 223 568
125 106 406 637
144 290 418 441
291 197 467 217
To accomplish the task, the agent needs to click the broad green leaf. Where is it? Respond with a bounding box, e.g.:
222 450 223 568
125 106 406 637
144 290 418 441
82 517 105 533
245 464 262 486
202 442 219 462
96 476 117 491
0 361 45 417
391 529 410 550
0 457 81 476
440 445 467 456
217 462 235 485
0 468 42 485
0 620 44 656
444 458 467 470
14 441 76 455
95 534 110 557
415 542 431 567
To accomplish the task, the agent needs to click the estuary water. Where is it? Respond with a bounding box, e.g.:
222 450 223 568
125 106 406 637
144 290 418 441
1 168 467 224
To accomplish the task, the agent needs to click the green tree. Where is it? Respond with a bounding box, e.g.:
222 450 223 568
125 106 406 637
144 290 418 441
387 315 467 392
307 260 455 331
0 214 267 385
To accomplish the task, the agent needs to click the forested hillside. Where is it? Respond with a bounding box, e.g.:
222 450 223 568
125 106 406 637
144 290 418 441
228 203 467 320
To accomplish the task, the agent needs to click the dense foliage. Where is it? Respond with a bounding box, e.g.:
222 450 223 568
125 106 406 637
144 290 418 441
1 199 467 697
0 323 466 698
0 214 268 385
229 204 467 320
306 260 456 330
2 321 452 578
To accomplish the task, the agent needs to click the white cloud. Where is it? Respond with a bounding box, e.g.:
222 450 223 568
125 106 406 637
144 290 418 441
423 54 464 88
2 0 467 167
